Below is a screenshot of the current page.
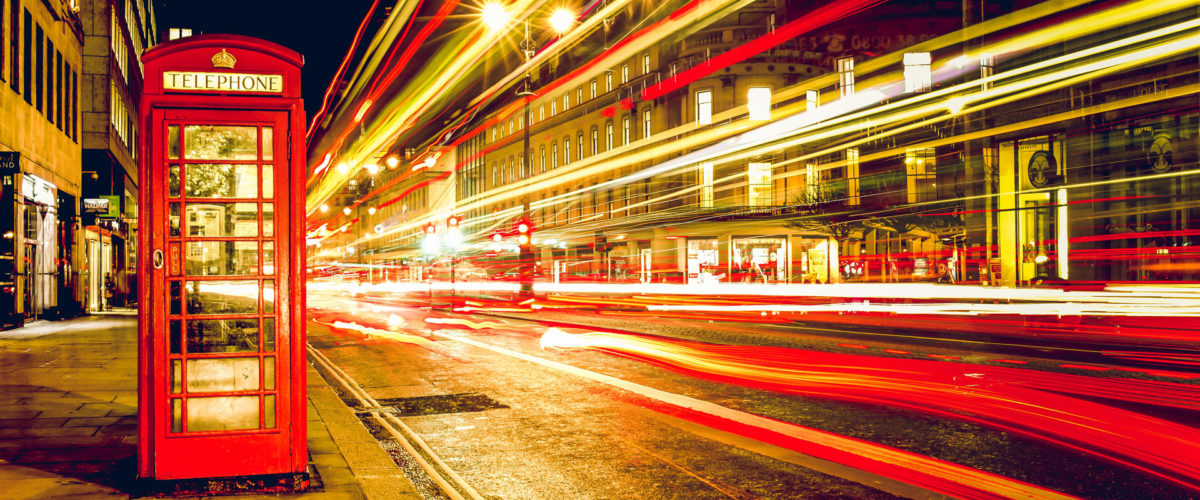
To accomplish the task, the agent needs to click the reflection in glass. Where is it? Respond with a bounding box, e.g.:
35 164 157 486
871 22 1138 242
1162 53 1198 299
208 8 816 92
171 360 182 393
265 395 275 428
184 125 258 160
264 318 275 352
169 165 180 197
170 281 182 315
264 357 275 390
262 165 273 198
186 280 260 315
171 399 182 433
186 396 259 432
186 358 260 392
170 203 180 236
168 125 179 159
264 280 275 313
186 164 258 198
170 319 182 354
262 203 274 237
263 127 273 161
186 203 258 237
186 241 259 276
262 242 275 275
187 318 260 353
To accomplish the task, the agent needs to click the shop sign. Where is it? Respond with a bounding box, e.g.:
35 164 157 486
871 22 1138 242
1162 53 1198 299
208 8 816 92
0 152 18 173
100 195 121 218
83 198 110 214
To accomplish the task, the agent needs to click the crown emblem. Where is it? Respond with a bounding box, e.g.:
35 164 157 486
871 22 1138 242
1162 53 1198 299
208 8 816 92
211 49 236 69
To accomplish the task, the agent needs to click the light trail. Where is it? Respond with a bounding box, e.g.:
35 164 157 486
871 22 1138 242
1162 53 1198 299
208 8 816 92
539 328 1200 493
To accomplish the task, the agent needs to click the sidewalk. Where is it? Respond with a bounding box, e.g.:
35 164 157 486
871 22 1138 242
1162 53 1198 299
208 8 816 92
0 314 420 499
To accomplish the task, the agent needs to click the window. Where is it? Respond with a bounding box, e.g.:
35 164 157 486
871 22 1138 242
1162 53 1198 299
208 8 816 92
980 53 995 91
508 119 513 135
8 0 18 91
539 104 545 121
747 162 772 206
552 142 558 168
576 87 582 106
642 109 651 139
590 80 597 99
699 163 713 208
846 147 860 206
591 128 599 155
747 86 771 121
540 147 546 173
22 9 30 102
806 89 819 111
642 54 650 74
696 89 712 125
509 157 515 181
562 92 569 111
606 121 613 150
606 71 612 92
491 163 497 186
55 50 62 129
46 39 54 124
491 126 496 141
837 57 854 97
168 28 192 40
34 21 41 111
563 136 571 164
551 100 557 116
623 116 630 145
905 148 936 203
903 52 931 93
577 133 583 160
621 64 629 84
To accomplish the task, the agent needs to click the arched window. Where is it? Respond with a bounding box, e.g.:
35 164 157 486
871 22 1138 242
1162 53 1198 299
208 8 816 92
563 136 571 164
491 162 497 186
540 146 546 173
606 121 613 151
552 141 558 169
577 133 584 160
591 127 599 155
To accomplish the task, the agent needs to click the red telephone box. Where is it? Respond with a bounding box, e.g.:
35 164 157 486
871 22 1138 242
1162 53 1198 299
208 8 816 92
137 35 307 482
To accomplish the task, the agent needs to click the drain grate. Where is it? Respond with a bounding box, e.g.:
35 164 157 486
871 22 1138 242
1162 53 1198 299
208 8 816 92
356 393 508 417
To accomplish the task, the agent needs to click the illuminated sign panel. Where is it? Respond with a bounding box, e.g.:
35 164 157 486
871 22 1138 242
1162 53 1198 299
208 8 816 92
163 71 283 93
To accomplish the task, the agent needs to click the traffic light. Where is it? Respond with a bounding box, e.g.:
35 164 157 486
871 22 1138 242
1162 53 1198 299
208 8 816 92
447 215 460 228
516 220 533 246
424 223 437 235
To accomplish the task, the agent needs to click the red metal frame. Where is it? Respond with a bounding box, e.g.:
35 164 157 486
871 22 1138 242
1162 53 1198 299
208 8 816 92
138 35 306 480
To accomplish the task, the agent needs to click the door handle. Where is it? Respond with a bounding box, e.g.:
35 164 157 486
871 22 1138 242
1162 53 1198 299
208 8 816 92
153 249 164 269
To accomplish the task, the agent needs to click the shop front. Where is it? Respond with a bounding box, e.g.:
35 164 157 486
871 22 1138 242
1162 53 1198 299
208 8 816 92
732 237 788 283
685 237 720 284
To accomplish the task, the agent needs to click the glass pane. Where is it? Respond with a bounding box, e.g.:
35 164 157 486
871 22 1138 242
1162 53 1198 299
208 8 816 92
185 164 259 198
169 203 180 236
264 357 275 390
170 319 182 354
186 280 260 315
171 360 182 393
264 318 275 352
264 280 275 314
186 241 259 276
186 358 260 392
262 242 275 275
186 396 259 432
184 125 258 160
185 203 258 237
262 203 274 237
187 318 260 353
171 399 182 433
169 281 182 315
168 125 179 159
264 395 275 429
262 127 273 161
262 165 273 198
169 165 180 197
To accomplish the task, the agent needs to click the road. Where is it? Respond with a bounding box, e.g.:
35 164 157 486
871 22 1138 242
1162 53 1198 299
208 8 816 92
306 287 1200 499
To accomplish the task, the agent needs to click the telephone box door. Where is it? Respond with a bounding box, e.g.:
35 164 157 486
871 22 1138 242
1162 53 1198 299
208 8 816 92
148 108 294 479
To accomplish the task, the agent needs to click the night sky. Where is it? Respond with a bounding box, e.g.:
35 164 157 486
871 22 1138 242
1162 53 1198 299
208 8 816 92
155 1 375 120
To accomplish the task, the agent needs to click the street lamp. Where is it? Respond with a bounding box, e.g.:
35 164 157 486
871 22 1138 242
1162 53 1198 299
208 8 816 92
481 2 509 31
549 8 574 35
